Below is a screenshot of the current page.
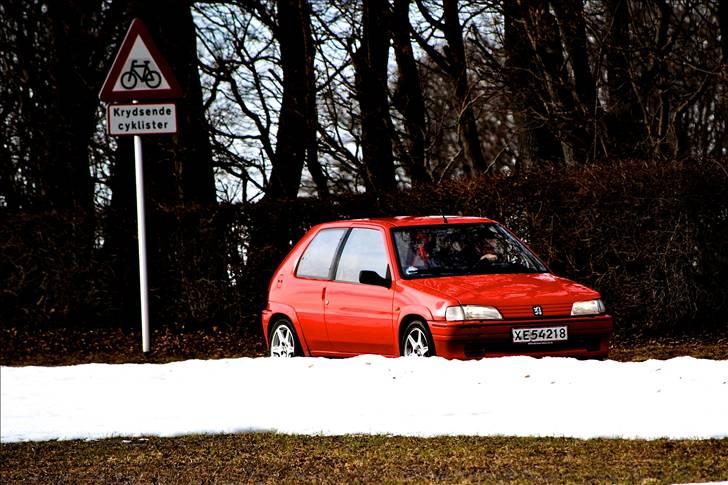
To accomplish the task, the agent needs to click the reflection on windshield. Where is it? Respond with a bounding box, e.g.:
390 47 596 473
392 223 547 278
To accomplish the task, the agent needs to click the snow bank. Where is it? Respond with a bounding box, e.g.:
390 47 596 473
2 356 727 442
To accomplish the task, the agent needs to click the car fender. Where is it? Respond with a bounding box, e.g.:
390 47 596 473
264 301 312 356
396 304 435 331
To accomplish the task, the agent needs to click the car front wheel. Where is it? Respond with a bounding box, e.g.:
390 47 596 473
269 319 301 357
401 321 435 357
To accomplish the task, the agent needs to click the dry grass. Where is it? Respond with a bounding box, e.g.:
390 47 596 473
2 322 727 367
0 323 267 367
3 327 727 483
610 335 728 361
2 434 727 484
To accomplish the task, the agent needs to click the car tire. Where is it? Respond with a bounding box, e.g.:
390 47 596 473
401 320 435 357
269 319 302 358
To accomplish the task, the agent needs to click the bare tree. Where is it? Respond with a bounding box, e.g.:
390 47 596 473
391 0 431 184
503 0 563 167
0 0 122 212
413 0 487 175
195 2 278 201
196 0 726 194
603 0 647 158
268 0 327 199
353 0 397 195
196 0 330 200
598 0 724 159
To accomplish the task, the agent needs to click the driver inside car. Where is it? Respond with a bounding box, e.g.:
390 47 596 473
479 237 501 262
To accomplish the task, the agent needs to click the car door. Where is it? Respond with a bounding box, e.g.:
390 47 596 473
324 227 396 355
292 227 348 353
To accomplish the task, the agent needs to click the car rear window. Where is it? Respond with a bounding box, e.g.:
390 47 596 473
296 228 347 279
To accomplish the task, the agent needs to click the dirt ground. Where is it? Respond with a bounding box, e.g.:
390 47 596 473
2 321 727 366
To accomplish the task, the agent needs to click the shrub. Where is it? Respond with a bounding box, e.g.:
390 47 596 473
1 160 725 337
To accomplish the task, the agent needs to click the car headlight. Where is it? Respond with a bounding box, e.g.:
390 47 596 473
446 305 503 321
571 299 605 316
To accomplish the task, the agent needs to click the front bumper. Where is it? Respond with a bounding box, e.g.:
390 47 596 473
429 314 613 359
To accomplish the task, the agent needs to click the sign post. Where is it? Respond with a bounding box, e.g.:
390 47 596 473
133 134 151 352
99 19 182 353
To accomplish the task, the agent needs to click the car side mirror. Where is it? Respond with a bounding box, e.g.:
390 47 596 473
359 270 391 288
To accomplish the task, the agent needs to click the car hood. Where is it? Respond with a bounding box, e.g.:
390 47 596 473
401 273 600 318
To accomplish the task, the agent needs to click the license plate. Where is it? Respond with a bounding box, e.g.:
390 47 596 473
512 326 568 344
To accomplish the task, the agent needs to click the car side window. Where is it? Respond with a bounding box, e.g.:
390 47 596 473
335 228 389 283
296 228 347 279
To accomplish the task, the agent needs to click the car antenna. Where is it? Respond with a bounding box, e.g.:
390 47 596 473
442 212 448 224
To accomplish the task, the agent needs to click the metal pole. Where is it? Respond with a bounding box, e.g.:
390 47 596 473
133 135 151 352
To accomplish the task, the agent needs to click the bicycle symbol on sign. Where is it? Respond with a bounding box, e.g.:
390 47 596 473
120 59 162 89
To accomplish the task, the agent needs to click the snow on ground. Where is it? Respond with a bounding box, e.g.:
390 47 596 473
2 355 727 443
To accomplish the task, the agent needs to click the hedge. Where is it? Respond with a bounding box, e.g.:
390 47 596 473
1 159 726 338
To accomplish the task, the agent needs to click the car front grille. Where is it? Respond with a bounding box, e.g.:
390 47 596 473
497 303 573 319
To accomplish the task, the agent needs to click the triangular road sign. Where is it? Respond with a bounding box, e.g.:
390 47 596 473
99 18 182 102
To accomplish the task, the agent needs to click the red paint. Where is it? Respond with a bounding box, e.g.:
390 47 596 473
262 216 613 359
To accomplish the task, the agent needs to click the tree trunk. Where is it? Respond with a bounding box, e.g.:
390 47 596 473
391 0 431 185
720 0 728 64
41 0 103 214
125 0 216 206
246 0 325 320
353 0 397 195
268 0 325 199
504 0 563 168
527 0 590 165
442 0 486 175
550 0 602 161
549 0 596 112
604 0 647 158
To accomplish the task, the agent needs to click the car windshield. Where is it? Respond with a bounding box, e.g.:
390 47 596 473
392 223 548 278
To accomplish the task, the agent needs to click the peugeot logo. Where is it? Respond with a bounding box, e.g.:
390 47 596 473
533 305 543 317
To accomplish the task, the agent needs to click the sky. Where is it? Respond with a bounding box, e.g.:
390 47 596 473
2 355 727 443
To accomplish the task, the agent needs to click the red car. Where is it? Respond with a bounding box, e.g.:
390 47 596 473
262 216 613 359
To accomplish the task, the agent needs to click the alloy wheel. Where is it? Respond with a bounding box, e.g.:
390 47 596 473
270 324 296 357
404 327 430 357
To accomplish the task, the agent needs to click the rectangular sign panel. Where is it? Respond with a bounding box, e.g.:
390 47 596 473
107 103 177 136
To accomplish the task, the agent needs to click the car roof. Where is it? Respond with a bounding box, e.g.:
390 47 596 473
316 215 496 229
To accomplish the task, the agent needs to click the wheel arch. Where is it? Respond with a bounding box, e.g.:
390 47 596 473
265 304 311 356
397 312 432 355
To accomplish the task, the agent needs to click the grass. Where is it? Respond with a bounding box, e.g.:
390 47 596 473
2 434 727 484
2 325 727 483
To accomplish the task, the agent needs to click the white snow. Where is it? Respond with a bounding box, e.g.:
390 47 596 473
2 355 727 443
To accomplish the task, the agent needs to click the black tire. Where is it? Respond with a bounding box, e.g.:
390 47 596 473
400 320 435 357
269 318 302 357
